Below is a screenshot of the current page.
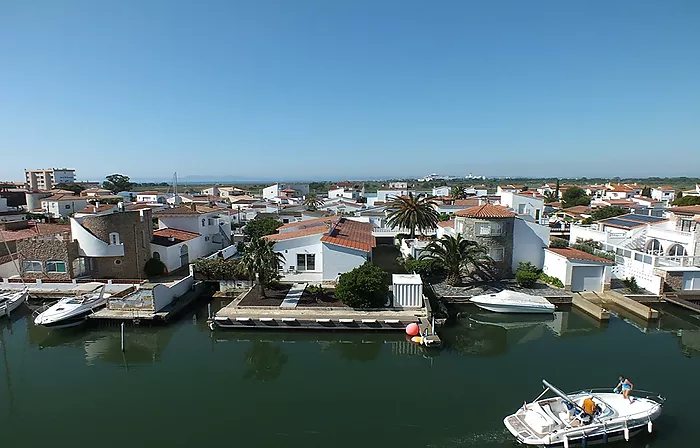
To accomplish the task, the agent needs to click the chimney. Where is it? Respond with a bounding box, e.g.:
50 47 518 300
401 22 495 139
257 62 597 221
190 203 197 211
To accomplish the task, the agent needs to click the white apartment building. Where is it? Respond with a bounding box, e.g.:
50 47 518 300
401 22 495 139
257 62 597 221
25 168 76 191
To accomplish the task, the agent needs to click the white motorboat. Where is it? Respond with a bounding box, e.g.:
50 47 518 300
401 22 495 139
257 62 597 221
0 288 28 317
470 290 555 314
34 286 111 328
504 379 664 446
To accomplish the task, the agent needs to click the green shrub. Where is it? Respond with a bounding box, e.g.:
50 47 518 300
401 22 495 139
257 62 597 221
549 238 569 249
623 277 640 293
335 262 388 308
193 258 248 280
515 261 541 288
144 258 166 278
539 273 564 288
398 256 440 276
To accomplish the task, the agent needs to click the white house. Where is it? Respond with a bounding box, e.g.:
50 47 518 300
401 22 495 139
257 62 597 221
496 184 524 195
265 217 375 283
320 198 365 215
262 183 310 200
543 248 613 292
536 183 557 196
604 184 640 200
41 194 89 218
376 186 414 203
499 191 545 222
465 185 488 197
651 186 676 205
680 184 700 197
328 182 363 200
136 191 168 204
166 194 211 206
432 186 451 197
0 197 25 222
151 205 233 272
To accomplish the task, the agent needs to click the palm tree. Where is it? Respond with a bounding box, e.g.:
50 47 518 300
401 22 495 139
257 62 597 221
451 184 467 200
241 237 285 297
420 234 494 286
543 191 558 203
386 193 439 239
304 195 325 211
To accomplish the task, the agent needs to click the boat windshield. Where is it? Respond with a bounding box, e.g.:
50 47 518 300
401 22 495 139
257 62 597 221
65 298 84 305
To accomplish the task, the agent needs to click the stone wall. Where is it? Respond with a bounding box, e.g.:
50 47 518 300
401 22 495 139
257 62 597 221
80 209 153 279
662 270 684 292
457 216 515 278
17 232 78 280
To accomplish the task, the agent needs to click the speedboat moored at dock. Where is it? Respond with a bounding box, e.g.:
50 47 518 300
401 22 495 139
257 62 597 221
34 285 110 328
470 290 555 314
504 379 664 446
0 288 28 317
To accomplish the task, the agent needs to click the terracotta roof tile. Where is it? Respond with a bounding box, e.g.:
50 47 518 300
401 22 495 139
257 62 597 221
546 248 614 264
0 222 71 243
320 219 375 252
42 194 79 201
455 204 516 218
438 220 454 228
453 198 480 207
152 228 201 247
76 203 117 214
265 225 329 241
154 206 207 215
278 216 338 230
671 205 700 215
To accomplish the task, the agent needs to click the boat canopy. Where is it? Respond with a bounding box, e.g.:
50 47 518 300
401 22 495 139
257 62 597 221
542 379 585 412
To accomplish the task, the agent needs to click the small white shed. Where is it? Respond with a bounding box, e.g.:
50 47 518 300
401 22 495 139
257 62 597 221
392 274 423 308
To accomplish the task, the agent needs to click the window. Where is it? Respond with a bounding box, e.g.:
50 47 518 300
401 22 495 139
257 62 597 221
202 219 206 227
23 260 42 272
477 223 491 236
109 232 120 245
65 204 71 209
114 259 122 265
679 219 693 233
296 254 316 271
489 247 505 262
46 261 67 273
208 218 213 225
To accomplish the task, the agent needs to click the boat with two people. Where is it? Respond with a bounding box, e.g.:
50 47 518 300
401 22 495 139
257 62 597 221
0 288 28 317
34 284 111 329
470 290 555 314
504 379 664 446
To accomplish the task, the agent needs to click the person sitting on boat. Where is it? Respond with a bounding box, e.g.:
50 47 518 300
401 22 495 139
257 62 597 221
614 376 634 403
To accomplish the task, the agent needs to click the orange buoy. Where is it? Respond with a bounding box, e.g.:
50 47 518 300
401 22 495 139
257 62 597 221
406 322 420 336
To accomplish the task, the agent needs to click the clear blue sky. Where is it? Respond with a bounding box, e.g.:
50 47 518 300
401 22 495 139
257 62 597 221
1 0 699 182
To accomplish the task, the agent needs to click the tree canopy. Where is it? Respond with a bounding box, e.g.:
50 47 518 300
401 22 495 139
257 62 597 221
244 217 282 240
240 237 284 297
420 234 494 286
386 192 439 239
335 262 388 308
54 183 86 195
591 206 627 221
672 195 700 206
562 187 591 207
102 174 133 193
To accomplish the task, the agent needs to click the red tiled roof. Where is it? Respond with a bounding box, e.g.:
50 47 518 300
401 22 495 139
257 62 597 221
546 248 614 264
498 184 524 190
154 206 204 215
563 205 590 215
278 216 338 230
453 198 480 207
438 220 454 228
654 186 675 191
42 194 78 201
671 205 700 216
152 228 201 247
0 222 71 243
265 225 329 242
320 218 376 252
76 203 117 214
518 190 544 198
137 191 161 195
455 204 516 218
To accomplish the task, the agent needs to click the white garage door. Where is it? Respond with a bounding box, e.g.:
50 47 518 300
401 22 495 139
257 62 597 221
571 266 603 292
683 272 700 290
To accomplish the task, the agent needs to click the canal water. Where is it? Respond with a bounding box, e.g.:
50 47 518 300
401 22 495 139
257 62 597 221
1 301 699 448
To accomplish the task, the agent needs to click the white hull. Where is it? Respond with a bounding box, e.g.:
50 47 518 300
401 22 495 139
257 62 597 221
504 380 664 446
470 290 555 314
472 302 555 314
0 289 28 317
34 289 110 328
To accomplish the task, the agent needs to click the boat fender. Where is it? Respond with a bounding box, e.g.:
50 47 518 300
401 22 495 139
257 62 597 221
647 420 653 434
623 427 630 441
563 436 569 448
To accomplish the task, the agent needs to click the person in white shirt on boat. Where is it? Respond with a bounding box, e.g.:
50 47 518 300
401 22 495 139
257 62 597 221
614 376 634 403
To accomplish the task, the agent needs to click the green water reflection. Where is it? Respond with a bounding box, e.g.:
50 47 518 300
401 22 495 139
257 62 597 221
1 303 699 447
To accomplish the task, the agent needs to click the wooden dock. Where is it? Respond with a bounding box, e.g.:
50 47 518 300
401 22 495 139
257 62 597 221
572 292 611 320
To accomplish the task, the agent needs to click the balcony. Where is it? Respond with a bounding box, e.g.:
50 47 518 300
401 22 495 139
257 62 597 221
646 224 696 246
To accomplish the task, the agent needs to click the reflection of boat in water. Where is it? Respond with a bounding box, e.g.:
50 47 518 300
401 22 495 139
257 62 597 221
469 312 556 329
470 290 555 314
34 285 110 328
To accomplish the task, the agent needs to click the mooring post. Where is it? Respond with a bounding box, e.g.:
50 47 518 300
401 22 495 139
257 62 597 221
120 322 125 352
432 316 435 335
